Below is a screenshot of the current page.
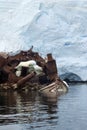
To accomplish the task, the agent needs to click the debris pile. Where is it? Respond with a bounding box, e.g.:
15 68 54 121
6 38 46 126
0 47 58 91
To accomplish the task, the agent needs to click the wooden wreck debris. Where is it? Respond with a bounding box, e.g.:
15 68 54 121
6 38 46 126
16 71 36 89
0 47 68 92
0 55 7 68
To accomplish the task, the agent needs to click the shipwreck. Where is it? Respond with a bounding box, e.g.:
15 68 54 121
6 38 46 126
0 47 68 97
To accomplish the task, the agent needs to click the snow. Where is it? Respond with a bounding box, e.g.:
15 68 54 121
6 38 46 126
0 0 87 81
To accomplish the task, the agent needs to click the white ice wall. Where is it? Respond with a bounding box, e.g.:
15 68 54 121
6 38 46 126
0 0 87 80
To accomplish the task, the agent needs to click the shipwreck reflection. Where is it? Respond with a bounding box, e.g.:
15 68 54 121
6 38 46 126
0 90 59 126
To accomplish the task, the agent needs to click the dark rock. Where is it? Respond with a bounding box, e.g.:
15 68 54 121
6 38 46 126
60 72 82 82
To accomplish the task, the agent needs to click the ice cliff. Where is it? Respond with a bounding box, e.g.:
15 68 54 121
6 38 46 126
0 0 87 81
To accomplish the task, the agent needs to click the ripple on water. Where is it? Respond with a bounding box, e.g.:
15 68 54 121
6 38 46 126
0 84 87 130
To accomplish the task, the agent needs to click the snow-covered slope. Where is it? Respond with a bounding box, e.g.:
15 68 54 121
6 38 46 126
0 0 87 81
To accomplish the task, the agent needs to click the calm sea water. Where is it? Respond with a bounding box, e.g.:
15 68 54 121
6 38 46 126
0 84 87 130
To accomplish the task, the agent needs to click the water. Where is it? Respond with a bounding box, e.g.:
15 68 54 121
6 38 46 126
0 84 87 130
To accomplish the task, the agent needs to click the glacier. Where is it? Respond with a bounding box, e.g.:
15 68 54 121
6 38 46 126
0 0 87 81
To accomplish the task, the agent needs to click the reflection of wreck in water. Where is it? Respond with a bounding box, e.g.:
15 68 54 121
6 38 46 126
0 47 68 97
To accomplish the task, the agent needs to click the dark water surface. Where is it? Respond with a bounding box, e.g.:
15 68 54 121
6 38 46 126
0 84 87 130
